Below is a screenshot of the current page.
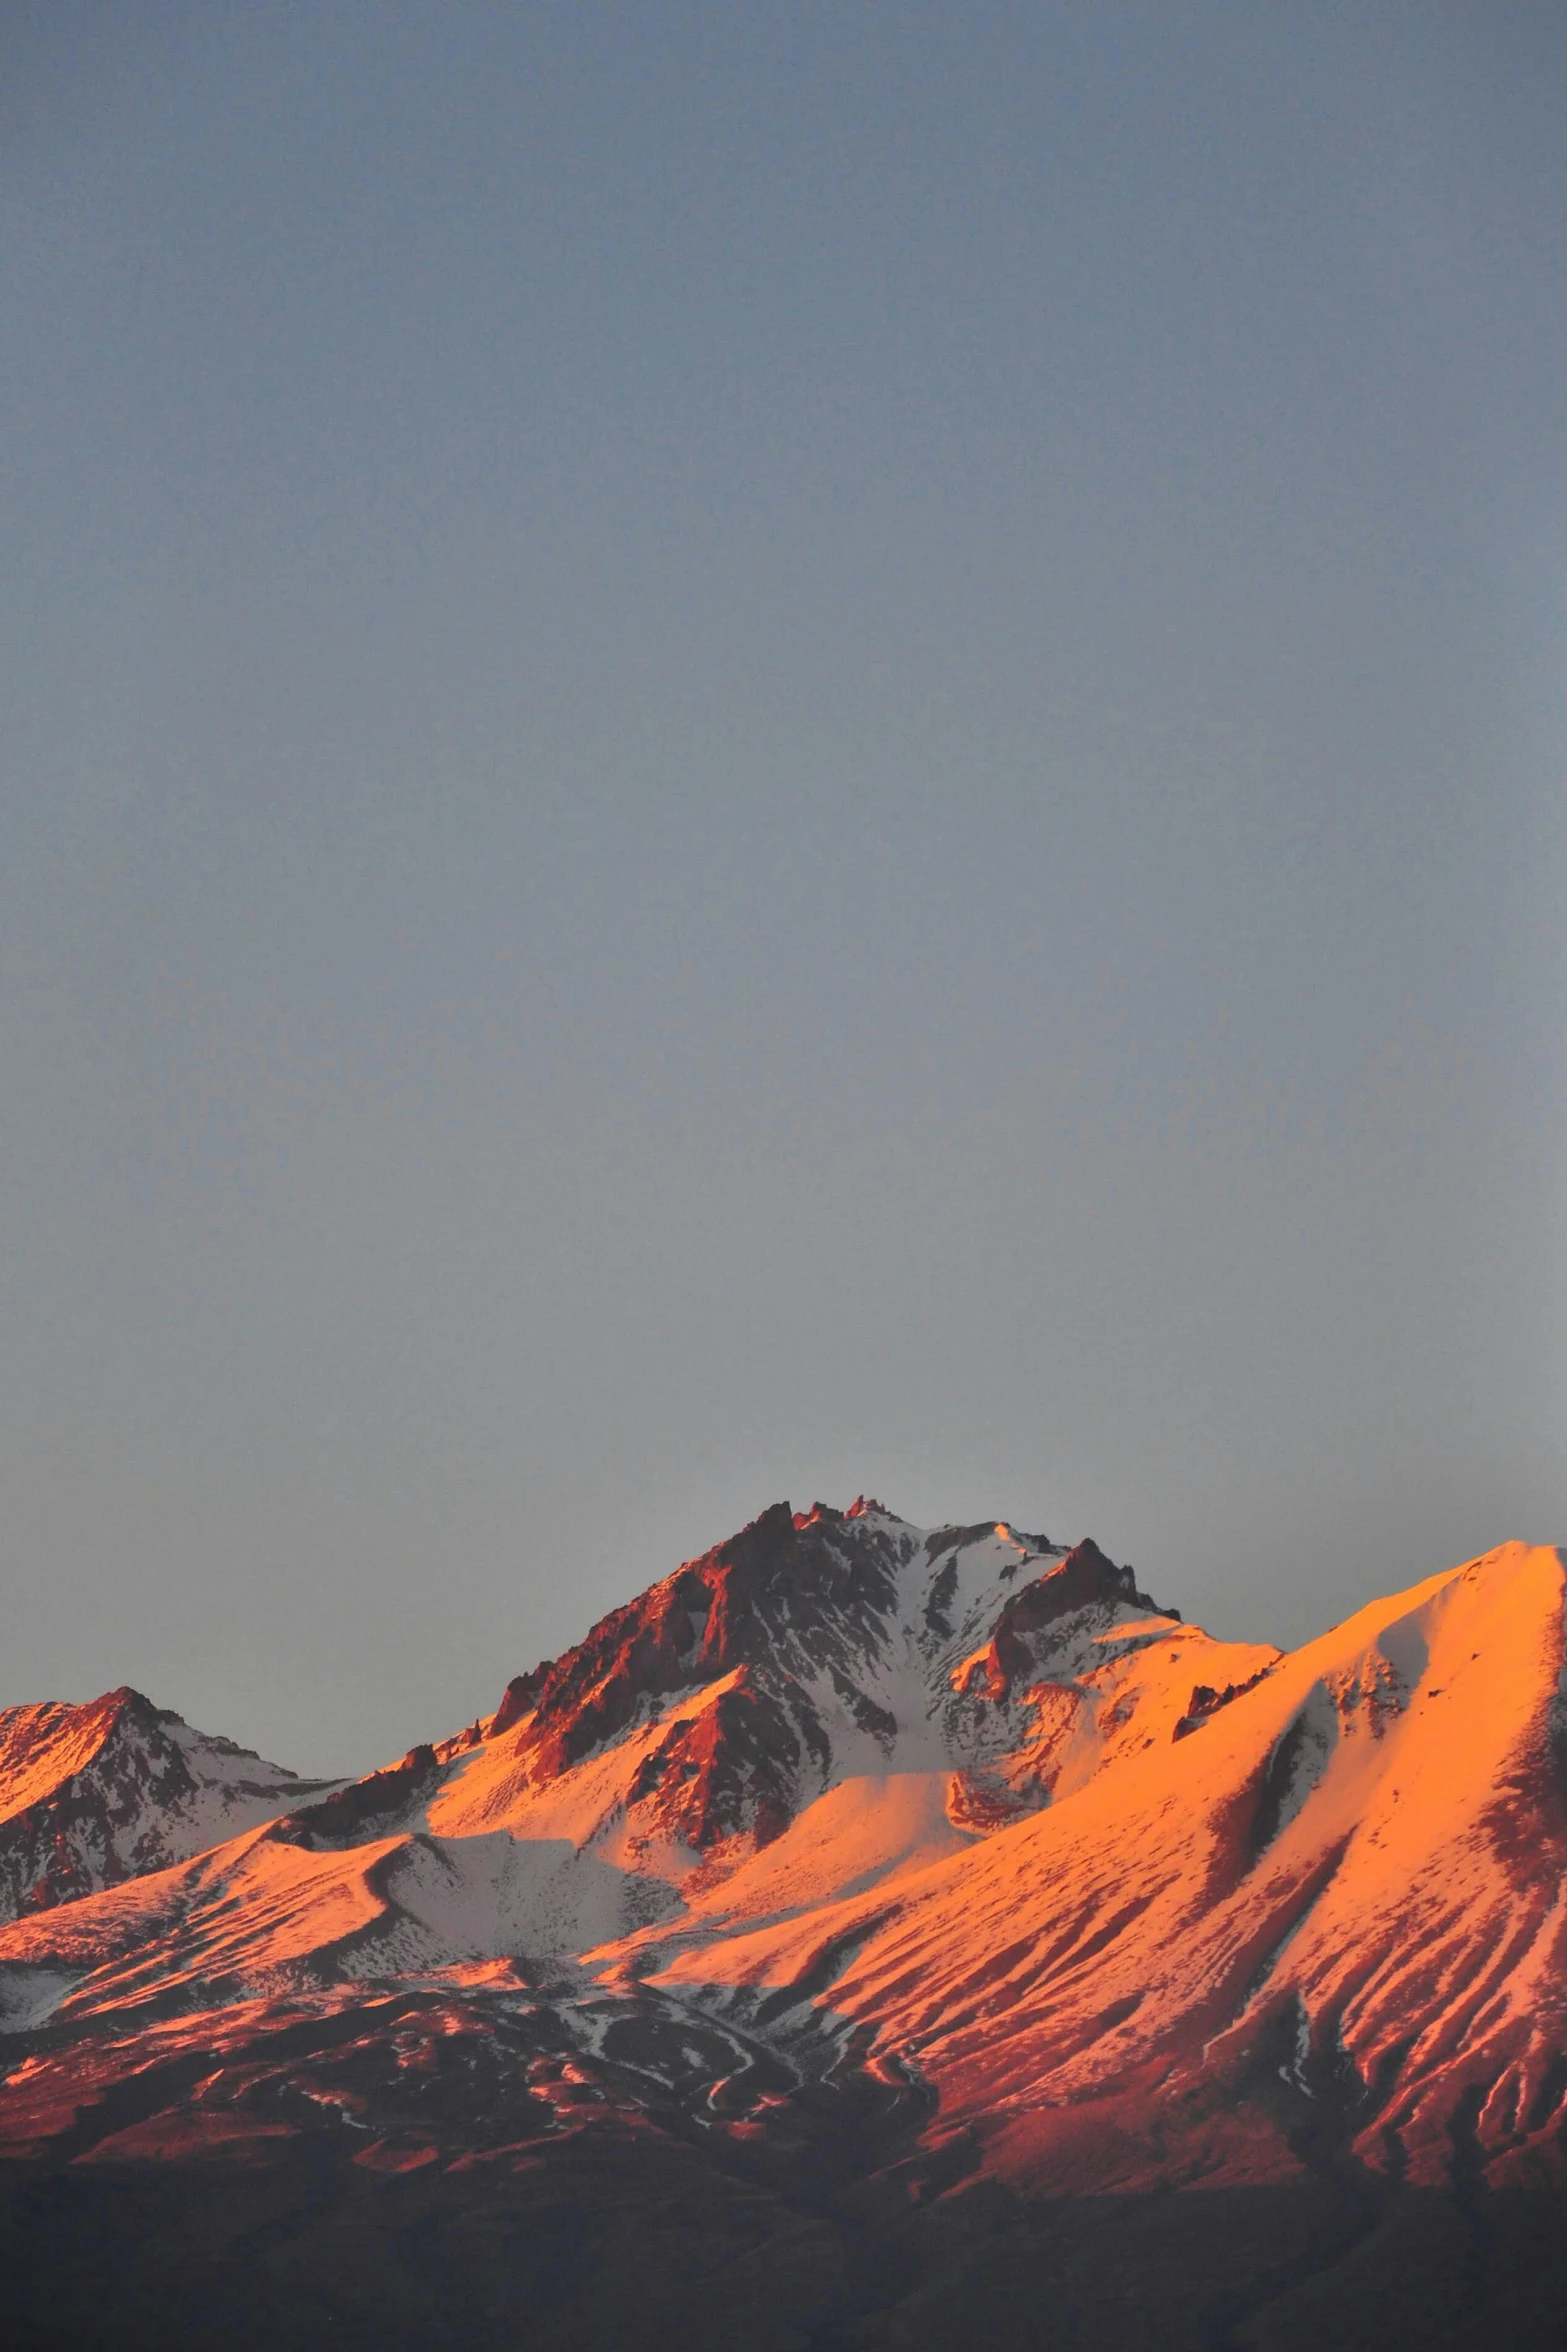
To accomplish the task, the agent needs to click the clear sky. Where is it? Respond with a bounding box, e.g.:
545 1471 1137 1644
4 2 1564 1774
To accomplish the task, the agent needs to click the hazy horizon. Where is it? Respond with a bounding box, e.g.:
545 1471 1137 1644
4 3 1564 1775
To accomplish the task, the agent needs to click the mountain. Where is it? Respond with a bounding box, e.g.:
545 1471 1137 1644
0 1686 340 1928
641 1534 1567 2198
0 1505 1272 2014
1 1503 1566 2351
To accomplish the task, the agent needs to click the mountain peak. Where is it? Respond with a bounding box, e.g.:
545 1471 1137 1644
0 1688 336 1919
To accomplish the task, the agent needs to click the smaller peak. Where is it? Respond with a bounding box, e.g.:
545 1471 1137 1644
750 1501 796 1535
1049 1539 1176 1618
846 1495 891 1520
88 1686 167 1733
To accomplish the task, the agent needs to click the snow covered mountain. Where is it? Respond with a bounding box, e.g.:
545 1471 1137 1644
637 1533 1567 2196
3 1504 1566 2348
0 1686 339 1924
0 1504 1273 2015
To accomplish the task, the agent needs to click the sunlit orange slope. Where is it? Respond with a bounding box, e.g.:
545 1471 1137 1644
0 1508 1271 2028
1 1512 1564 2205
627 1541 1567 2192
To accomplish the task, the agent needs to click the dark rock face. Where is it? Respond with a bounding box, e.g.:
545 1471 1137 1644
275 1746 439 1851
1172 1662 1277 1741
491 1503 924 1853
489 1659 554 1735
514 1502 909 1779
982 1540 1168 1695
623 1668 826 1850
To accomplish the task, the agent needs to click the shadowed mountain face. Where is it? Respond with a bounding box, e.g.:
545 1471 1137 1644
3 1503 1567 2349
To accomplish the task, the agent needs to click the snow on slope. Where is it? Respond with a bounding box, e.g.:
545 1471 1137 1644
0 1688 340 1923
630 1541 1567 2193
0 1504 1279 2091
0 1504 1250 2016
425 1502 1257 1861
4 1510 1566 2203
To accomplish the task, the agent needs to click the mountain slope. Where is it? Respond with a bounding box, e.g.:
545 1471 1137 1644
630 1540 1567 2195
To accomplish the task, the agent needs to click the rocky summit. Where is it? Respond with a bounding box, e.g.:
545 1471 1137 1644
4 1503 1567 2349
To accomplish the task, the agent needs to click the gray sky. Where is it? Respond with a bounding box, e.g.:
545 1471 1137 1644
4 2 1564 1775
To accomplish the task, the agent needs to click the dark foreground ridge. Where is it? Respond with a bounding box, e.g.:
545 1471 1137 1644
6 2130 1567 2350
6 1937 1566 2349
